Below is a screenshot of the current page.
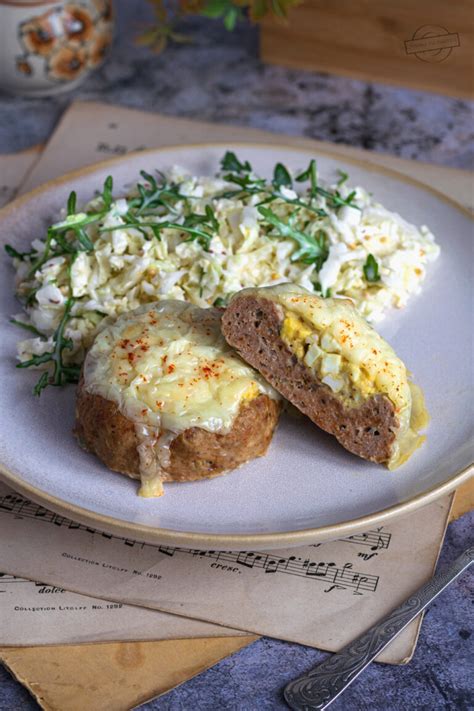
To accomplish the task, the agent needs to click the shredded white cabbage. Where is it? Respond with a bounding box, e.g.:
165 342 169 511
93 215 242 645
9 159 440 371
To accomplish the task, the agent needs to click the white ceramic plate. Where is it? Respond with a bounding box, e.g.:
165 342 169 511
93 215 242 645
0 144 472 550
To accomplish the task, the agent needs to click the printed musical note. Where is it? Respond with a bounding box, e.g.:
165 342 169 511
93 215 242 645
158 546 175 557
236 552 261 569
344 530 392 551
0 491 380 595
308 530 391 552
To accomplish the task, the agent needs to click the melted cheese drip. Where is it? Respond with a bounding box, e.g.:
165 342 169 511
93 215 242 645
84 301 278 496
237 284 429 468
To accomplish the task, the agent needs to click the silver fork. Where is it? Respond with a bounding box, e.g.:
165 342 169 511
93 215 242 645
285 546 474 711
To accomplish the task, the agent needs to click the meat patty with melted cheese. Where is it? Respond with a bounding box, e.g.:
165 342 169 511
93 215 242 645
221 284 428 469
75 301 280 497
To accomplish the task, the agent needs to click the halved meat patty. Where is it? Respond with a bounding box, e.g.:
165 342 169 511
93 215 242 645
221 285 428 468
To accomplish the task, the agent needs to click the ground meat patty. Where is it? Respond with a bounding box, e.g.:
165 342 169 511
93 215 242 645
75 383 281 483
221 295 398 465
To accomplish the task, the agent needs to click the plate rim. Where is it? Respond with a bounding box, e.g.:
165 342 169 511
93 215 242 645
1 141 472 549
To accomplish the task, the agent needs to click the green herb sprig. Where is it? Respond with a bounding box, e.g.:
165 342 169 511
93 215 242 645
9 319 46 338
363 254 381 282
16 295 80 396
296 159 318 197
5 175 115 396
4 244 37 261
295 159 360 211
128 170 184 215
19 176 115 282
258 206 328 269
337 170 349 186
219 155 327 217
272 163 292 189
154 204 219 250
220 151 252 173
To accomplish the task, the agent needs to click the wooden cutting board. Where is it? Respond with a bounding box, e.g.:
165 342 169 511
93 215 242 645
261 0 474 99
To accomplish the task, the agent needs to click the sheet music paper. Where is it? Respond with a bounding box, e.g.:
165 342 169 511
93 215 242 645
0 484 453 663
0 573 241 647
0 147 41 208
18 101 473 211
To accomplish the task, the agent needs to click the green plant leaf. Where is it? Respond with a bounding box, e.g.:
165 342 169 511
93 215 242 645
4 244 37 261
272 162 292 189
224 5 239 29
336 170 349 186
220 151 252 173
10 319 46 339
67 191 77 216
258 206 328 268
295 159 317 197
102 175 114 210
200 0 229 18
363 253 381 282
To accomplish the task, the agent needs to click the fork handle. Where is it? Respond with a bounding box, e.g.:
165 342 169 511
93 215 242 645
284 547 474 711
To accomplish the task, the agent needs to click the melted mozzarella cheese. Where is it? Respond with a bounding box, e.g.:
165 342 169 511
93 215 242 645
84 301 278 495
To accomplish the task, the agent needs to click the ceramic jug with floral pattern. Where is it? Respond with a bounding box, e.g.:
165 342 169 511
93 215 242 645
0 0 113 96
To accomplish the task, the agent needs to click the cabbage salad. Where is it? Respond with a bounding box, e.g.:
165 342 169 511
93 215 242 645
6 151 440 394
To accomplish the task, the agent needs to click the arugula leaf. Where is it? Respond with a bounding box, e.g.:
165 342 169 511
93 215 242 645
272 163 292 189
129 170 182 215
10 319 46 339
4 244 37 261
17 253 80 394
222 172 266 194
337 170 349 186
152 221 213 250
50 213 98 252
25 229 55 280
33 371 49 397
258 206 328 268
101 175 114 211
67 191 77 216
16 351 54 369
182 205 219 232
205 204 219 232
219 155 325 218
315 186 361 211
220 151 251 173
100 222 157 240
51 296 76 386
261 193 327 218
295 161 359 210
105 204 219 249
296 159 318 197
363 253 381 282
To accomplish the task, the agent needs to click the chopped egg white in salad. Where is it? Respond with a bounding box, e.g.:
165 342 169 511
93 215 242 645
6 152 440 395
